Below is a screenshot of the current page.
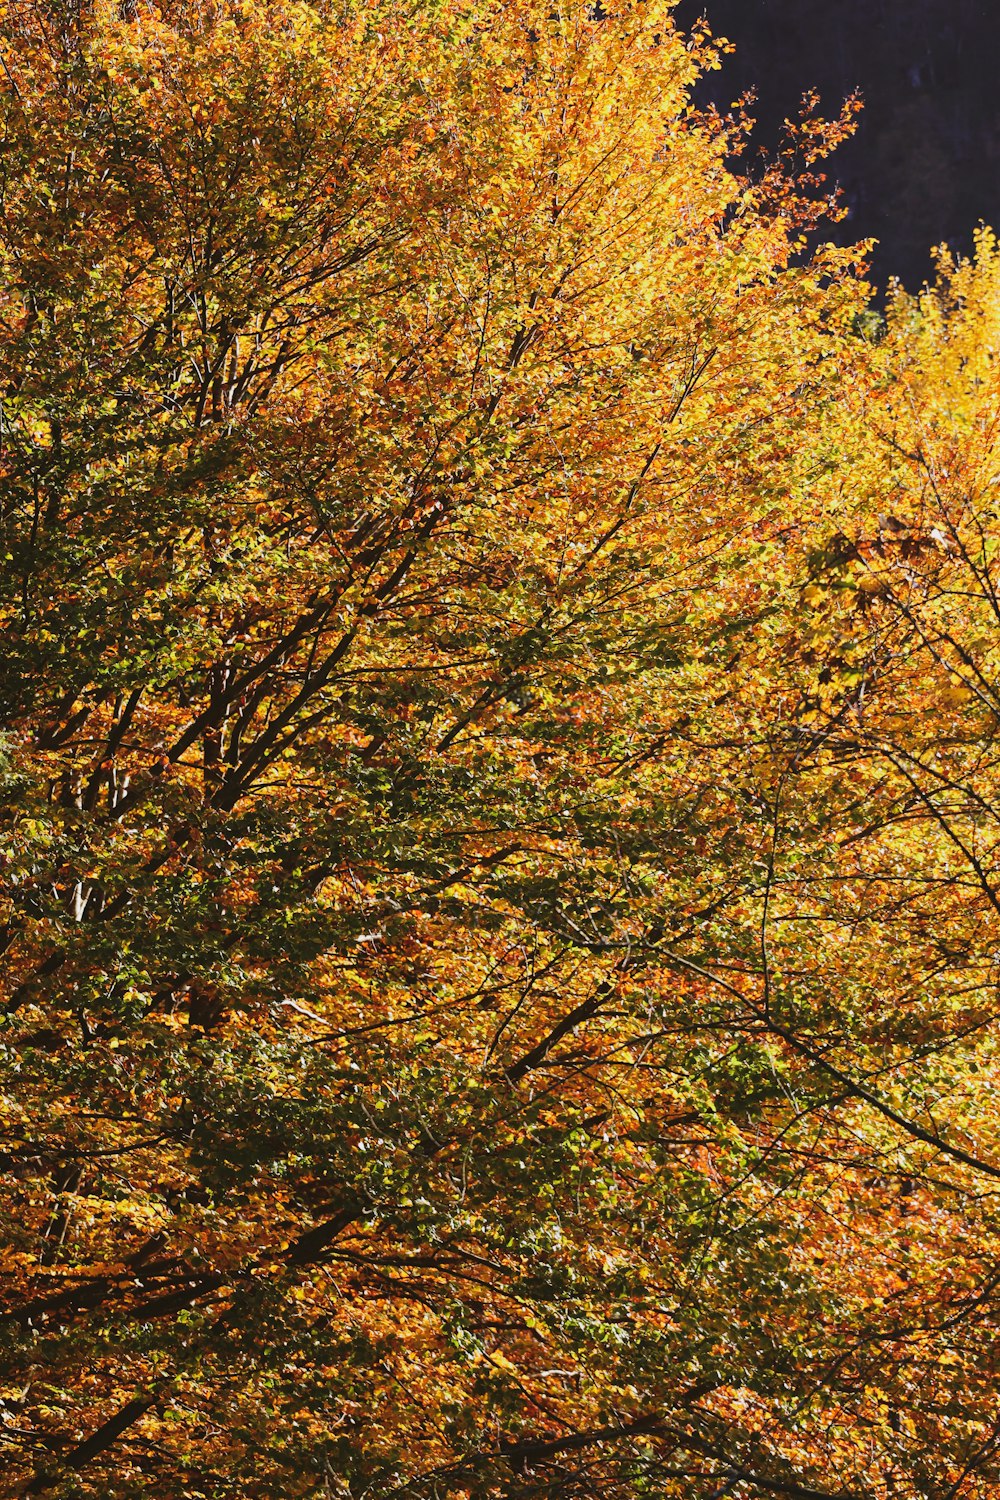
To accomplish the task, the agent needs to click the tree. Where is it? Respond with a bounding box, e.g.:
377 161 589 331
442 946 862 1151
2 2 998 1498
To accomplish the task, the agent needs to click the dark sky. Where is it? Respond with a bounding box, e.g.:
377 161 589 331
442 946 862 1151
673 0 1000 289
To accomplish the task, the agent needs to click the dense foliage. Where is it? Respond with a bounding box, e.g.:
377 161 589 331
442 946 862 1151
3 3 1000 1497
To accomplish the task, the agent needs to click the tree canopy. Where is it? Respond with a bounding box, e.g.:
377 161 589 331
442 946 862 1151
3 3 1000 1498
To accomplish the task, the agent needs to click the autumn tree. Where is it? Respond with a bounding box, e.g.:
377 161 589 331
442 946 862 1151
2 2 1000 1498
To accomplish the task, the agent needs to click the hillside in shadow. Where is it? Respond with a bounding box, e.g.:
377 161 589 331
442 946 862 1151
675 0 1000 289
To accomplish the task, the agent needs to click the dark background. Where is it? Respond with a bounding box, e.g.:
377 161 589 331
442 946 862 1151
674 0 1000 290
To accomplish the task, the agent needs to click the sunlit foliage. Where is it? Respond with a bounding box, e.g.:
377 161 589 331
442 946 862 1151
2 4 1000 1498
